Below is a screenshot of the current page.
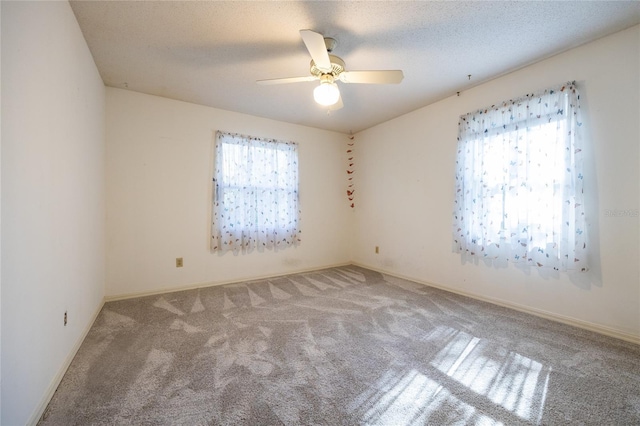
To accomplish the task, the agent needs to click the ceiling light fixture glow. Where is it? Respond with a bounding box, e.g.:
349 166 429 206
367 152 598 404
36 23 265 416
314 77 340 106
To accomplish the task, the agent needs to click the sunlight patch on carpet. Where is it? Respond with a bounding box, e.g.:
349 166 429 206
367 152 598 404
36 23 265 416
430 326 550 422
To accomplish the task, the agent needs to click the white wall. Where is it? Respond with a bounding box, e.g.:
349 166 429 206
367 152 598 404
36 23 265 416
106 88 351 297
352 25 640 340
1 2 105 425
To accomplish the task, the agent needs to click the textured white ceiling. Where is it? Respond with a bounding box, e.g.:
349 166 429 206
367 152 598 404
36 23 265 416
70 1 640 134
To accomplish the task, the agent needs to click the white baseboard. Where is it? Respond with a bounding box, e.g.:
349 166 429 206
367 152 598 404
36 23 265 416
352 261 640 345
28 298 106 426
105 261 353 302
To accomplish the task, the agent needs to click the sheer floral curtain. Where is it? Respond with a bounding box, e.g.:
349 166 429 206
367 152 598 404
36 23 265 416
212 131 300 254
453 82 588 271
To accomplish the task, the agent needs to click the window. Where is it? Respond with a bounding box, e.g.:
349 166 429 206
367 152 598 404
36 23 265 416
212 131 300 253
453 82 588 271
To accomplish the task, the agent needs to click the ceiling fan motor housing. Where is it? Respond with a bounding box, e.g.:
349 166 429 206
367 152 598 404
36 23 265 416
310 54 345 78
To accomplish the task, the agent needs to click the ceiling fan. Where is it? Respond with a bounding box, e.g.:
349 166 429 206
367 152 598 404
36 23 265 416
257 30 404 109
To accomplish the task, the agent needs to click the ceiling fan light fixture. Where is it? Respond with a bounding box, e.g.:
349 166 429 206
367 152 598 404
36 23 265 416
256 30 403 110
314 80 340 106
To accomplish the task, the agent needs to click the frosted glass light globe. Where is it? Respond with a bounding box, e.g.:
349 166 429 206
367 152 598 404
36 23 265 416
313 81 340 106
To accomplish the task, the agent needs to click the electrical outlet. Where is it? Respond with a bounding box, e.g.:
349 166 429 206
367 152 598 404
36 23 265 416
64 311 68 326
375 246 379 254
176 257 183 268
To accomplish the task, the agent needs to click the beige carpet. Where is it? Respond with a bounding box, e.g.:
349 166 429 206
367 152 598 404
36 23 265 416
40 265 640 425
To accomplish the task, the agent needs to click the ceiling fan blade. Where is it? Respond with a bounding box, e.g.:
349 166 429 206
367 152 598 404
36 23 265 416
300 29 331 72
339 70 404 84
257 76 317 85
